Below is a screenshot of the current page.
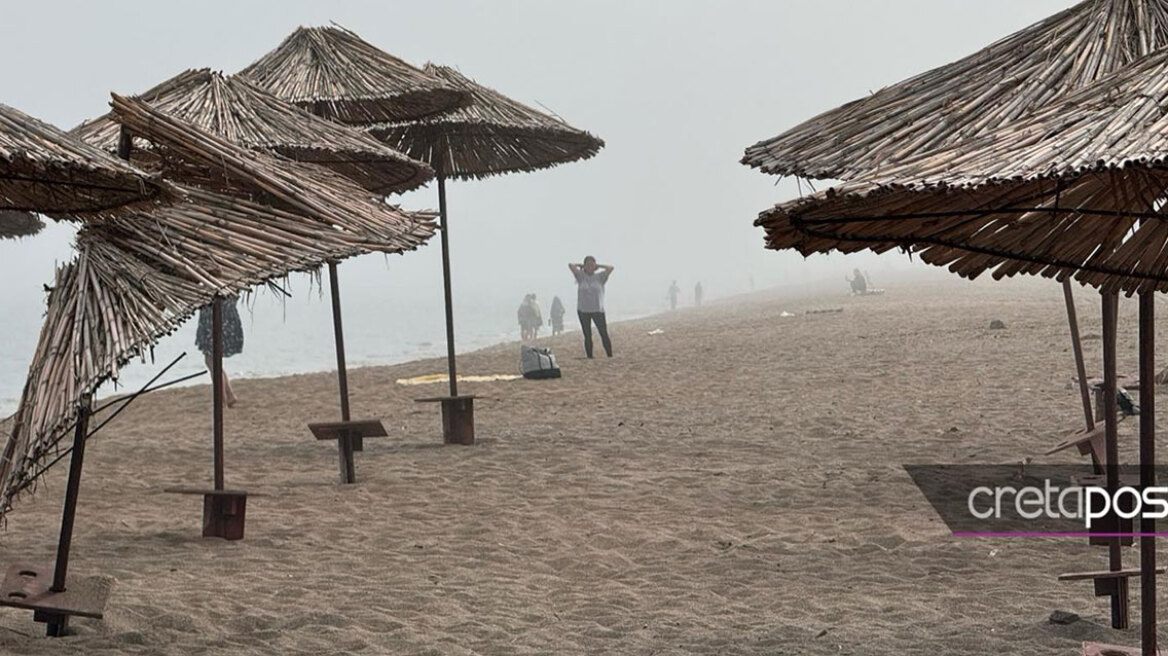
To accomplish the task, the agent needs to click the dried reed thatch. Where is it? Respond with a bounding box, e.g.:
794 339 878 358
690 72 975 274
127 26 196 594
367 64 605 179
0 182 429 518
757 45 1168 296
108 93 436 251
72 68 434 195
742 0 1168 180
0 102 160 213
0 97 438 519
238 25 469 124
0 211 43 239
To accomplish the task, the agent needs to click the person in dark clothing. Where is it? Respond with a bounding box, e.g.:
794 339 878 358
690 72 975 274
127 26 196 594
549 296 566 336
569 256 614 358
195 295 243 407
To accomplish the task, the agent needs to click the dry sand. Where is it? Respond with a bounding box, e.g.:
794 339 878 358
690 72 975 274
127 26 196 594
0 276 1162 655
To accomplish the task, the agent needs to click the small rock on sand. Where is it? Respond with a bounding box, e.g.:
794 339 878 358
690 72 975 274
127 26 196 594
1049 610 1080 625
989 320 1007 330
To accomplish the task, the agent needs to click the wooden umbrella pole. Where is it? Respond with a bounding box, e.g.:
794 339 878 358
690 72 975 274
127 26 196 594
1139 292 1157 656
328 261 351 422
328 261 358 476
1103 291 1129 629
1063 279 1095 431
212 297 224 491
45 396 91 636
437 171 458 397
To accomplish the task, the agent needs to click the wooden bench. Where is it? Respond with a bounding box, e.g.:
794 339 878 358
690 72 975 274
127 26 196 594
0 563 110 636
308 420 387 484
164 488 249 541
1046 424 1109 468
415 395 476 445
1058 567 1166 597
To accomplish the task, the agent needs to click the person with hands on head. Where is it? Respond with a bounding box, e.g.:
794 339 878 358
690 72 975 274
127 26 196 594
569 255 614 358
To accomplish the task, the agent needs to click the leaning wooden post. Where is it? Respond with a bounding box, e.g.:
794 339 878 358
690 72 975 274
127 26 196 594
1063 279 1094 431
44 396 92 636
1139 292 1157 656
1102 291 1129 629
328 261 358 479
212 296 224 491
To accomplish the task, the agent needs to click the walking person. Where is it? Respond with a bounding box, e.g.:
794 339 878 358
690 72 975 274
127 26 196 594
549 295 566 336
517 294 537 340
529 293 543 339
195 295 243 407
569 256 614 358
694 281 703 307
668 280 680 311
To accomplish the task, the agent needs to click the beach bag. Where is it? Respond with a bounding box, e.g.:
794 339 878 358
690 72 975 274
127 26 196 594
521 345 561 380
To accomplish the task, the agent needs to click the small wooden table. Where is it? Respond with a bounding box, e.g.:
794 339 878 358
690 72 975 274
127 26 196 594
0 562 110 636
164 488 249 540
415 395 476 445
308 419 388 484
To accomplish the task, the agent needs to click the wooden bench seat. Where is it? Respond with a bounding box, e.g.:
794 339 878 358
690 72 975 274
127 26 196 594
0 562 110 636
308 419 387 484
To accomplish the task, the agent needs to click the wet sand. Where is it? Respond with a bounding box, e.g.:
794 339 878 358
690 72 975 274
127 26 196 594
0 275 1161 655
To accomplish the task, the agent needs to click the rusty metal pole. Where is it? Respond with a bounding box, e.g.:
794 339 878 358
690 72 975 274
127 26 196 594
1063 280 1095 431
1102 291 1129 629
212 297 224 492
437 170 458 397
1139 292 1157 656
45 396 91 636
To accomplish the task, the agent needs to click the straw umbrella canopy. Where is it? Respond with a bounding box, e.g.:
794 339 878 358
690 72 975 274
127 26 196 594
742 0 1168 181
71 68 434 196
0 211 43 239
755 43 1168 295
365 63 603 407
238 25 469 124
0 102 160 213
368 64 606 179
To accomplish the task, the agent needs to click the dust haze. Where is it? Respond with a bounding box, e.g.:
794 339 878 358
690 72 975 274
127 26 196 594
0 0 1074 401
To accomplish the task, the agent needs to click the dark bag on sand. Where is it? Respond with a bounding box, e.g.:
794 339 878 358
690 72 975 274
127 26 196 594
521 345 561 380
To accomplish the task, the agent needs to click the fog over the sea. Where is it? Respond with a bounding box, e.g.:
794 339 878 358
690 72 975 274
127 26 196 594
0 0 1073 408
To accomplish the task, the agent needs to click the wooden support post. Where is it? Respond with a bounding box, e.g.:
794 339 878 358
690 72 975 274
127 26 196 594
42 398 91 636
327 261 360 453
1102 291 1129 629
437 171 458 397
212 296 224 492
1139 292 1157 656
1064 280 1095 431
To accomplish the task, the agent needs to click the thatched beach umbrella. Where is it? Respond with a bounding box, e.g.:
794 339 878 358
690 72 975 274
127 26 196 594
0 211 43 239
72 69 439 451
366 63 603 444
755 46 1168 655
238 25 469 124
72 68 434 196
742 0 1168 180
0 102 160 213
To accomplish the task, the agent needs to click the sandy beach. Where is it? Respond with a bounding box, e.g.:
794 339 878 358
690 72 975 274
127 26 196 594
0 276 1159 655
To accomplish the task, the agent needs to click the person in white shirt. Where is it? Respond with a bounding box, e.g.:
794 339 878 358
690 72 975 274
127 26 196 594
568 255 614 358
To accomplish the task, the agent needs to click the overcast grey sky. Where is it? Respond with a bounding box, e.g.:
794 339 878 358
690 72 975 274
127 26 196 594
0 1 1076 402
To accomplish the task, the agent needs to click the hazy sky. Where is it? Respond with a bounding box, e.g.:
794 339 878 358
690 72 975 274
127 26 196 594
0 1 1077 400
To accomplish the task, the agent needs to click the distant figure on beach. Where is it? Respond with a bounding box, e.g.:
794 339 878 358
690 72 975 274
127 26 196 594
668 280 681 311
518 293 542 340
847 268 868 295
195 295 242 408
549 296 566 336
694 282 703 307
569 256 614 358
